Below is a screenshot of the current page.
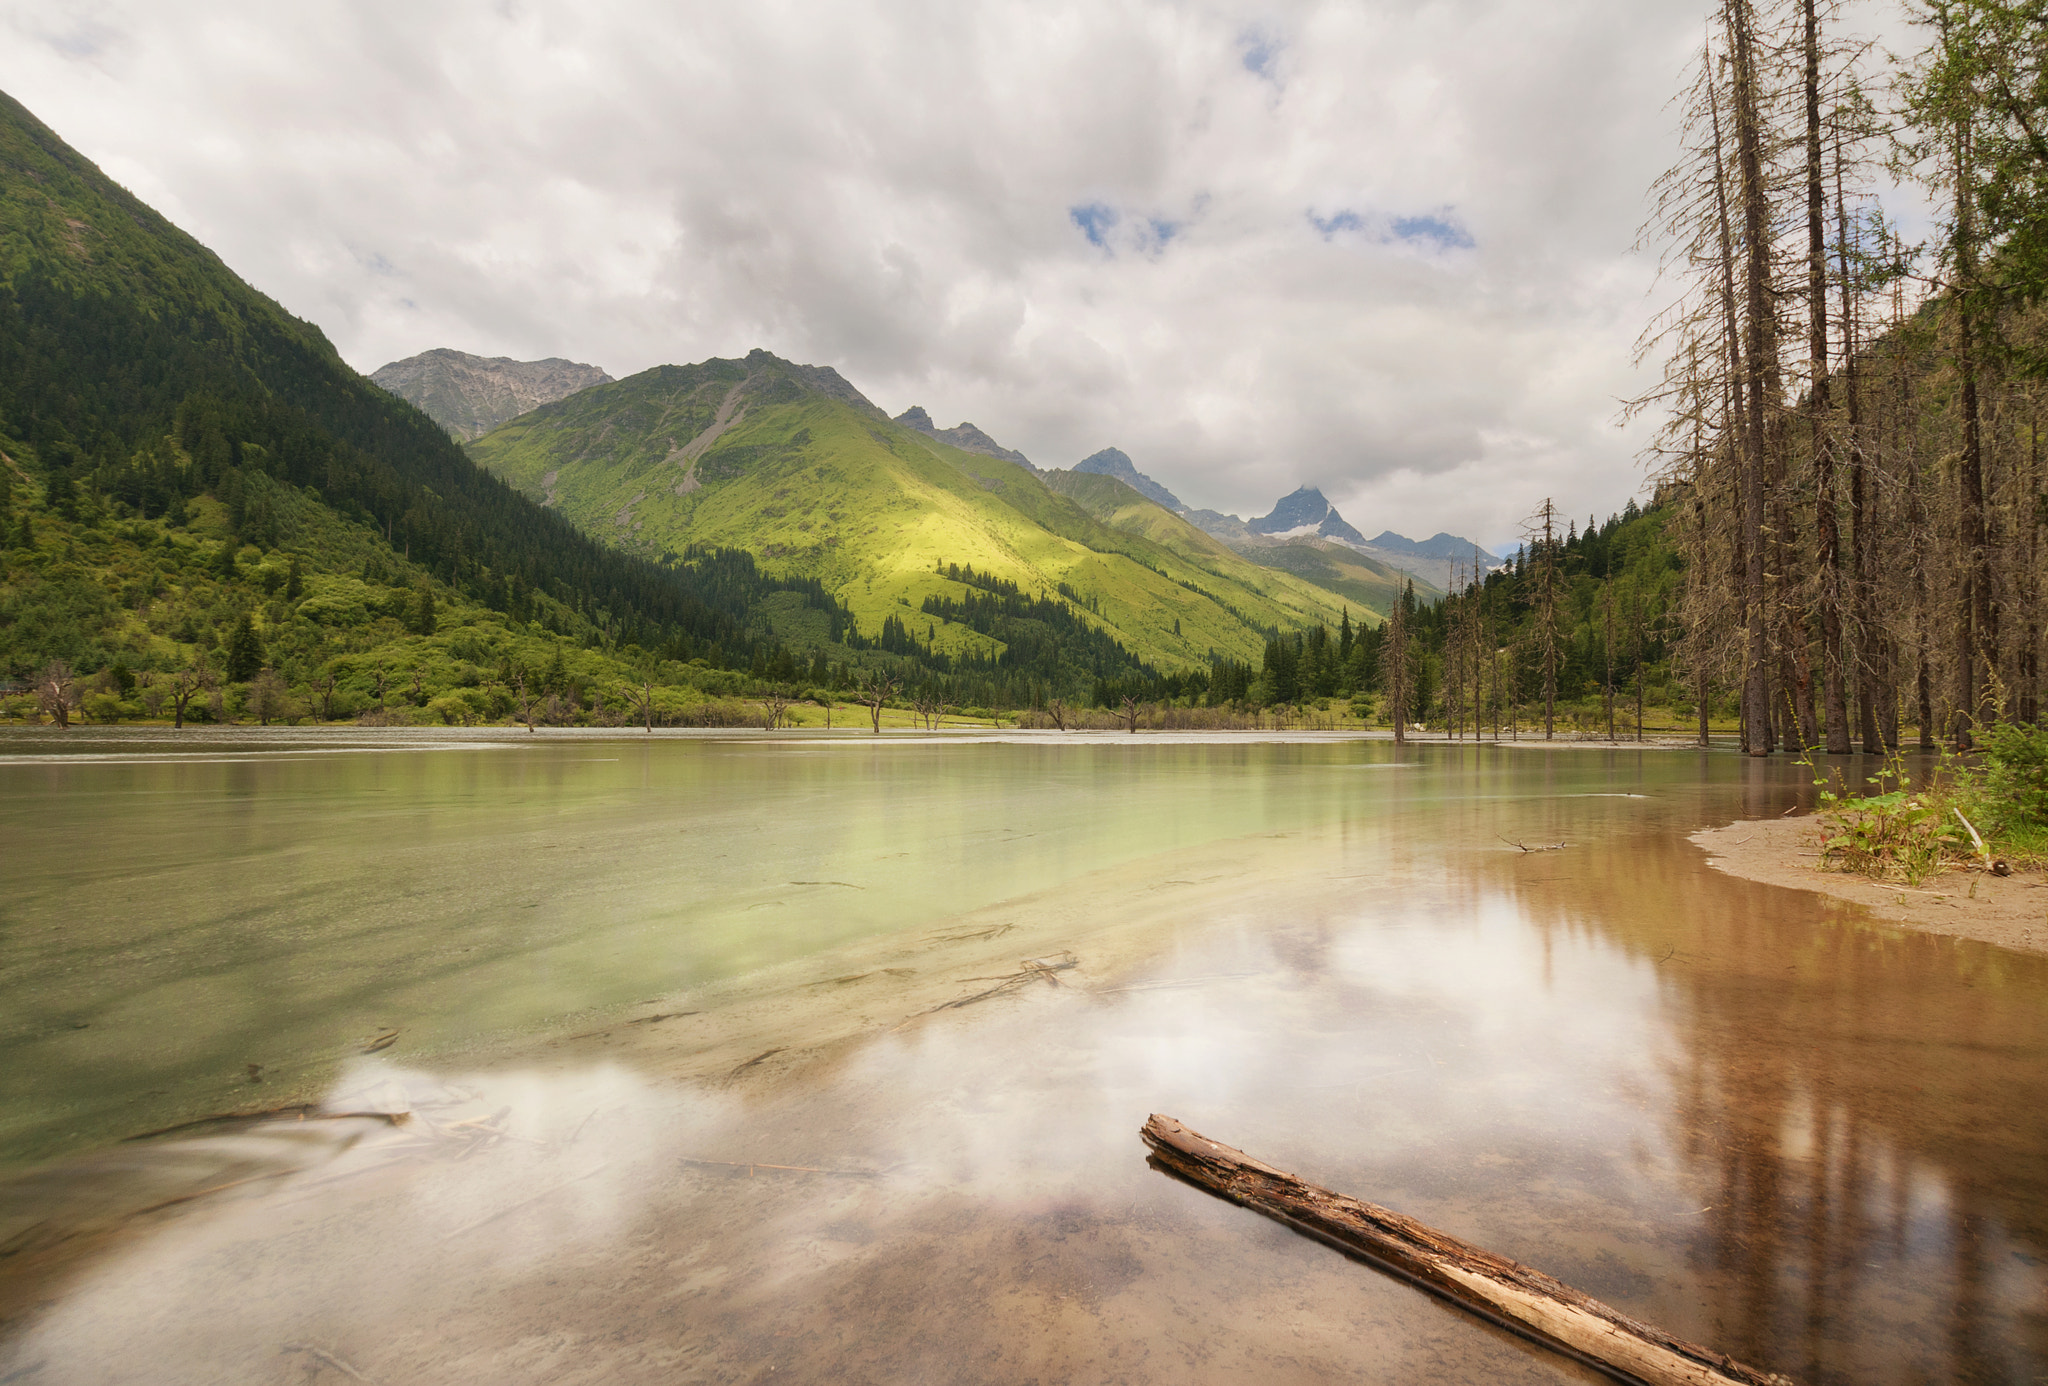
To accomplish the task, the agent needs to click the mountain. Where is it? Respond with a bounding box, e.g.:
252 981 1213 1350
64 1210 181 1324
893 406 1037 471
1046 458 1442 607
0 86 851 707
1246 486 1369 545
1347 532 1501 593
467 352 1377 672
371 349 611 442
1368 530 1503 564
1172 480 1492 592
1041 471 1416 615
1071 447 1185 512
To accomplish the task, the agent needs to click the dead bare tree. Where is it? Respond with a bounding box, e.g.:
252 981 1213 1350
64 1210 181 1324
857 669 899 733
167 661 212 730
1522 501 1562 739
516 674 537 733
621 679 655 732
35 660 77 728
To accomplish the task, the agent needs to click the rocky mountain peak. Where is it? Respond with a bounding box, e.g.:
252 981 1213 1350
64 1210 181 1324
1073 448 1186 513
1248 487 1366 545
371 348 612 441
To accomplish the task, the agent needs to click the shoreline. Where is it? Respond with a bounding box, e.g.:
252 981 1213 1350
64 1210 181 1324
1692 814 2047 957
0 721 1727 750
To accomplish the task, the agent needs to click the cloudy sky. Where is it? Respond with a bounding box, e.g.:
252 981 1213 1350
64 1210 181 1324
0 0 1910 549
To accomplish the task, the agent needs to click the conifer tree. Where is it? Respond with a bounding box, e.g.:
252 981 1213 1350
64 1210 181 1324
411 580 437 637
224 612 264 682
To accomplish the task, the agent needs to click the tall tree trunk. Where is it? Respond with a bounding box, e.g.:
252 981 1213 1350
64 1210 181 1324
1709 62 1750 750
1906 406 1936 751
2027 414 2042 725
1836 129 1885 753
1729 0 1776 755
1605 582 1617 741
1954 114 1990 749
1385 585 1409 746
1805 0 1851 752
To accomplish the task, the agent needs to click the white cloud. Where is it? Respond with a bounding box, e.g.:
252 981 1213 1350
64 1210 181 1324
0 0 1908 549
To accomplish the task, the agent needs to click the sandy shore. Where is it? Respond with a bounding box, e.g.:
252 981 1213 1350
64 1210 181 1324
1693 814 2048 957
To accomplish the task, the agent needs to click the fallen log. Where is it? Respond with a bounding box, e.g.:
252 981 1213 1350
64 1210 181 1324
1140 1115 1793 1386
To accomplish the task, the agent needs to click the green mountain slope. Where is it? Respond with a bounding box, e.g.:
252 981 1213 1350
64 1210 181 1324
0 88 834 669
468 353 1365 671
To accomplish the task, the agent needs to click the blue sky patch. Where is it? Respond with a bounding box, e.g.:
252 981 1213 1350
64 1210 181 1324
1310 210 1365 239
1239 30 1280 80
1390 214 1475 250
1070 202 1118 248
1311 208 1474 252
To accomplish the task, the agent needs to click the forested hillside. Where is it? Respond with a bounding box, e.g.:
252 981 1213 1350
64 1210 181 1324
0 87 874 714
1634 0 2046 754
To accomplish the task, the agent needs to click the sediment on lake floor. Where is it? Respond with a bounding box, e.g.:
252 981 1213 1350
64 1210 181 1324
1692 815 2047 958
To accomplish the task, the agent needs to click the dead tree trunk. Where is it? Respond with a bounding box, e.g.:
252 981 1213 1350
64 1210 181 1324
1730 0 1776 755
1836 129 1886 752
1707 48 1752 752
1952 116 1991 748
1140 1116 1795 1386
1383 588 1410 746
1804 0 1850 753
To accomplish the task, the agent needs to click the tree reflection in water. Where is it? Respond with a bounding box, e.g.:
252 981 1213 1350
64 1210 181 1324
1498 816 2048 1385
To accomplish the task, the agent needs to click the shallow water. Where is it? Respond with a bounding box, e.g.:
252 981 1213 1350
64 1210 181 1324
2 729 2043 1384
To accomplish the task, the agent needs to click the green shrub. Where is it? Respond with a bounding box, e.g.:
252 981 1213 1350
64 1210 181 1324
1813 753 1969 885
1974 722 2048 833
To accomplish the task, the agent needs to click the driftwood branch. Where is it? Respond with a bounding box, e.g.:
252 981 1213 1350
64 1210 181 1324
1140 1115 1794 1386
891 952 1078 1030
122 1106 406 1143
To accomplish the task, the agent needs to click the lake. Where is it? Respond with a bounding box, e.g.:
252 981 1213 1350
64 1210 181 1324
1 728 2042 1384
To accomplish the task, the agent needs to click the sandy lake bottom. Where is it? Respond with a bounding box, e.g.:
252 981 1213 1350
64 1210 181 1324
1 729 2044 1384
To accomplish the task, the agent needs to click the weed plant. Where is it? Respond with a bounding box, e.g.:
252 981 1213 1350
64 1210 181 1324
1812 727 2048 883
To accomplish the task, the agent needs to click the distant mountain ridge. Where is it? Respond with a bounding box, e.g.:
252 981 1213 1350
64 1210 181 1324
1072 448 1184 512
1045 444 1491 594
372 348 612 441
893 406 1037 471
1367 530 1504 564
